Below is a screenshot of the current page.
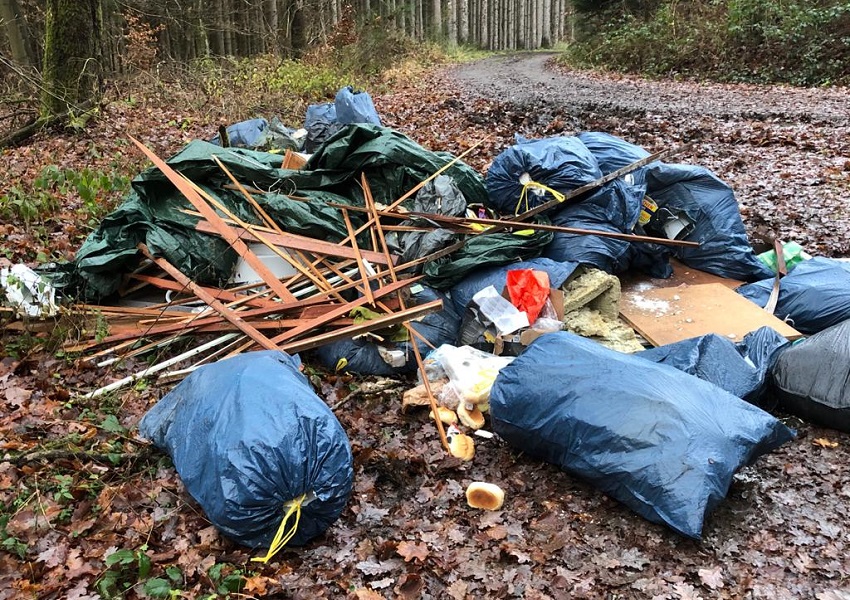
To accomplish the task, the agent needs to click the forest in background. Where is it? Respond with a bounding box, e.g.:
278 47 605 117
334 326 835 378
1 0 848 137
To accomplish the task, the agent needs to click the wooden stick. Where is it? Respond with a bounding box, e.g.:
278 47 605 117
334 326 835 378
324 200 698 248
128 136 297 303
410 335 450 452
270 276 420 345
281 300 443 354
139 244 279 351
193 217 393 265
341 207 375 306
405 212 701 248
211 155 343 299
511 144 690 223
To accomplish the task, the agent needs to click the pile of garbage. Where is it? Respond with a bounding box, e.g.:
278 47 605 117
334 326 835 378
4 85 850 556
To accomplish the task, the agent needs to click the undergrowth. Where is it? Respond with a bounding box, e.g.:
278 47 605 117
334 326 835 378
564 0 850 86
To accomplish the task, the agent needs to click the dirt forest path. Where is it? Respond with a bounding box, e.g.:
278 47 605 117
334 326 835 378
450 52 850 125
427 52 850 257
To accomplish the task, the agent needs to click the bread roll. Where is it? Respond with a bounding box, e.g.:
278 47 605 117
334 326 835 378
465 482 505 510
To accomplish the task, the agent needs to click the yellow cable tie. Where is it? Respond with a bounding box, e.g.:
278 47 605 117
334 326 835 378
515 180 566 215
251 493 307 564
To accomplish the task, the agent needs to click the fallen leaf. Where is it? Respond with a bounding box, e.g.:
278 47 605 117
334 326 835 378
397 540 429 563
369 577 394 590
65 547 99 579
36 543 68 568
5 386 31 408
446 580 469 600
356 558 402 576
698 565 725 590
353 589 384 600
243 575 271 595
813 438 839 448
396 573 424 600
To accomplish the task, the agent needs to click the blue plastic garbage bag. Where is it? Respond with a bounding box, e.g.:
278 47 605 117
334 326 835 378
543 179 645 274
486 136 602 215
314 286 461 375
209 117 302 152
645 163 772 282
489 332 794 539
770 318 850 432
335 86 381 126
577 131 651 175
138 351 353 548
448 257 578 315
305 103 343 152
210 118 269 149
638 326 789 403
737 257 850 335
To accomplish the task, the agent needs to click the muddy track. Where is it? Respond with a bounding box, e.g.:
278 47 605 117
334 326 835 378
449 52 850 126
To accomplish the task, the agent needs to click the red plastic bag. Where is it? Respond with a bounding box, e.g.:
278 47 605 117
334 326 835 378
506 269 551 323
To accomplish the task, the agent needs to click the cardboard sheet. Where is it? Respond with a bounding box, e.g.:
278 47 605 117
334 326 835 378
619 282 802 347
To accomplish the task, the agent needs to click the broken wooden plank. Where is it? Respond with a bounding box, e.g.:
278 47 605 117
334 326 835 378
193 218 393 266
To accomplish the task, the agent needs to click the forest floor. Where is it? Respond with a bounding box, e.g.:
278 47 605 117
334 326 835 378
1 54 850 599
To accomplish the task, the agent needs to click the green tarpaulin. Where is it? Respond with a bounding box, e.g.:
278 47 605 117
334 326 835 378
65 125 487 300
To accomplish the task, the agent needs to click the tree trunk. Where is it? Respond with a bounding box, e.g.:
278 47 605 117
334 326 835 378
223 0 234 55
431 0 441 40
541 0 551 47
1 0 38 66
481 0 488 49
446 0 456 47
291 0 308 56
41 0 103 118
516 0 524 50
269 0 281 54
458 0 468 44
195 0 210 57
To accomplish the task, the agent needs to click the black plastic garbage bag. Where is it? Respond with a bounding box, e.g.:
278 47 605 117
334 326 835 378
448 257 578 315
486 136 602 215
390 175 467 266
489 332 794 539
638 326 789 403
770 319 850 432
313 286 461 375
335 86 381 126
644 163 773 282
138 351 353 548
737 257 850 335
304 103 344 152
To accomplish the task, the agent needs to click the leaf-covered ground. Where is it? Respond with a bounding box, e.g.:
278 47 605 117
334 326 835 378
2 56 850 599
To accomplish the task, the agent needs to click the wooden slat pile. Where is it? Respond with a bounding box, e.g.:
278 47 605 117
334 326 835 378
65 138 456 413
